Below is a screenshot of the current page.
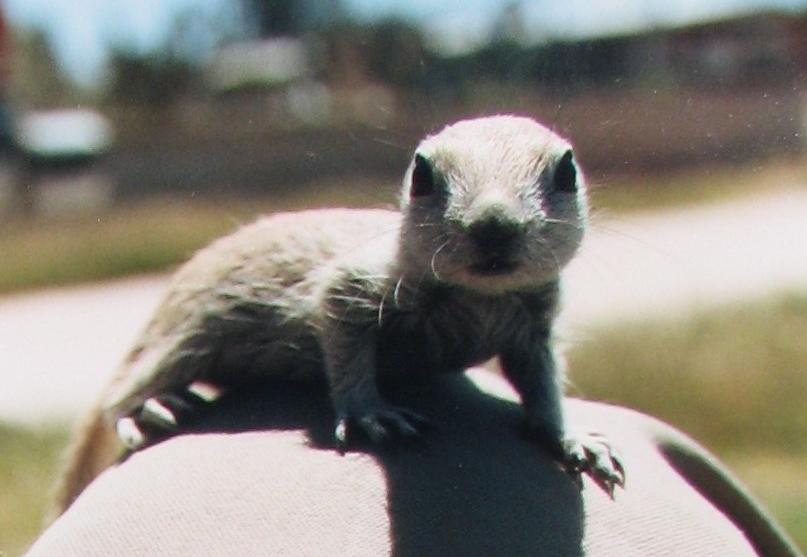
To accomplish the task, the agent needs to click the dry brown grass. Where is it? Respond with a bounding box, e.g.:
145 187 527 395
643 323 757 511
566 291 807 551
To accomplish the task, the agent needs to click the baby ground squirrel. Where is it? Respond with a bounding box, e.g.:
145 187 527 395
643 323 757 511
53 115 624 514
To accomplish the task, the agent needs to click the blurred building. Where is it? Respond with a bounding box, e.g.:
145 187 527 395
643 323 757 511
665 12 807 88
94 8 807 201
463 10 807 93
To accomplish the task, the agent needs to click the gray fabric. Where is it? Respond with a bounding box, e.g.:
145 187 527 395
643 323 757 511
28 369 800 556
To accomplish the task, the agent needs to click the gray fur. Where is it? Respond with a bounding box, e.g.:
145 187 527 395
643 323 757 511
99 115 621 489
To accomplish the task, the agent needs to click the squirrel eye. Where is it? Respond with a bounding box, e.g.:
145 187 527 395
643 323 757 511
553 149 577 193
411 154 435 197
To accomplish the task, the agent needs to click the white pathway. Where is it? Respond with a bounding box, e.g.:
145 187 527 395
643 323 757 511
2 189 806 424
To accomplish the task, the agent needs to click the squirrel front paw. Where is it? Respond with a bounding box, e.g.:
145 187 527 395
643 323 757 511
333 384 430 451
524 423 625 497
561 432 626 497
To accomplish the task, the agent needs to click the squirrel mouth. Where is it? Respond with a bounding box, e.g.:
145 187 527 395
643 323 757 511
468 258 519 276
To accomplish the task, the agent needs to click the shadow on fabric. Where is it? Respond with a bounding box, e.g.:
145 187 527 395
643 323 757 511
187 372 586 557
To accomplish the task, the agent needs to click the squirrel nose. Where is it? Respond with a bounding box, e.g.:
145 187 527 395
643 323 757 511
468 215 523 252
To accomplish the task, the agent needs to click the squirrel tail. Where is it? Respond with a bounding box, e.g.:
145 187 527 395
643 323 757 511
47 403 119 522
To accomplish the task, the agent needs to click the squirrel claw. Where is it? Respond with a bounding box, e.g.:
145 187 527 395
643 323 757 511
114 383 225 451
562 432 626 497
140 397 180 429
116 417 146 450
333 405 430 451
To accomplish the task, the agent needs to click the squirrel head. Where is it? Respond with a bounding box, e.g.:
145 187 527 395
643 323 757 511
399 115 587 294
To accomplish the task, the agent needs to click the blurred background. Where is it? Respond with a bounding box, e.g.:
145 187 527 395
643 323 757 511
0 0 805 554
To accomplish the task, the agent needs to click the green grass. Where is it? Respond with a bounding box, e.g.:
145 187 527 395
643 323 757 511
0 200 235 293
566 291 807 552
0 424 68 556
0 178 394 295
726 453 807 552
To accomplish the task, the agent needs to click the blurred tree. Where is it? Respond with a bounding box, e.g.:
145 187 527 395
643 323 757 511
249 0 295 36
364 20 432 89
103 5 228 108
11 28 75 108
317 19 433 91
491 1 528 45
104 48 196 108
245 0 344 37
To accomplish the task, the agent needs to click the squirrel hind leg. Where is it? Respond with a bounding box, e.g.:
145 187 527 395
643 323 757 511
116 381 226 451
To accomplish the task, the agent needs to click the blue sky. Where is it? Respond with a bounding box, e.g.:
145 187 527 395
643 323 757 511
4 0 807 86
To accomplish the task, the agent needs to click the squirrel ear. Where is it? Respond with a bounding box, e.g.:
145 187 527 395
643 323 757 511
553 149 577 193
411 154 435 197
